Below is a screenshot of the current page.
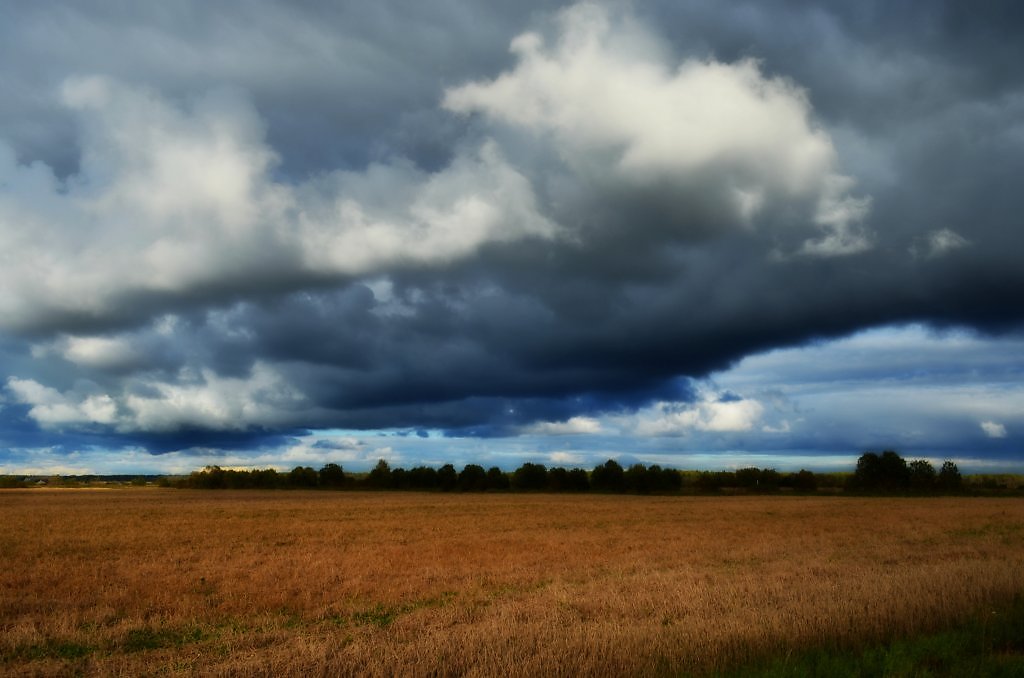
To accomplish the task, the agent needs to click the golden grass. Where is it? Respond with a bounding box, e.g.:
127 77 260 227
2 489 1023 676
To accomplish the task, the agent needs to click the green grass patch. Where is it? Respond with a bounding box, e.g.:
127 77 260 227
725 600 1024 677
16 639 95 661
350 603 401 628
122 625 206 652
333 592 459 629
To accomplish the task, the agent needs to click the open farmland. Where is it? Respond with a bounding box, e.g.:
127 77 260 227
2 490 1023 676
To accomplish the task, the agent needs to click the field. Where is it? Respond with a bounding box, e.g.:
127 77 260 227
2 490 1023 676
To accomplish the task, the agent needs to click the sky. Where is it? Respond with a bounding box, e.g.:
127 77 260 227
1 1 1022 475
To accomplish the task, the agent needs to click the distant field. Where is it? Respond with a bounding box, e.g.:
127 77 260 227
2 490 1023 676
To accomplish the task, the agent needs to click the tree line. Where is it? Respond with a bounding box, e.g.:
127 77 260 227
846 450 963 493
171 450 965 494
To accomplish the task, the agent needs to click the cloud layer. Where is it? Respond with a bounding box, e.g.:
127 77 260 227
1 1 1022 466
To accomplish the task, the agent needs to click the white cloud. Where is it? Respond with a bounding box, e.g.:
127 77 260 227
122 363 308 432
630 392 765 436
799 175 873 256
445 2 870 254
6 377 118 427
549 451 585 465
0 78 556 331
762 420 792 434
297 140 556 274
981 420 1008 438
7 362 311 434
910 228 971 259
522 415 603 435
60 336 142 369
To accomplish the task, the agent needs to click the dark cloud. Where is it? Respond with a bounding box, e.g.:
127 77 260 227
1 1 1023 458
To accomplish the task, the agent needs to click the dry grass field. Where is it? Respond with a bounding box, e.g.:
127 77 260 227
2 489 1023 676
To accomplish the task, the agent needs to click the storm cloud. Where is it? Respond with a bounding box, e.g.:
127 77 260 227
1 1 1022 466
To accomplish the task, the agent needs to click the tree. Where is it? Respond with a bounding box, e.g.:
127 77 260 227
851 452 883 491
408 466 438 490
437 464 458 492
319 463 346 488
512 463 548 491
192 465 226 489
458 464 488 492
791 469 818 493
390 467 409 489
366 460 392 489
566 468 591 492
879 451 910 491
288 466 318 488
696 471 727 493
655 467 682 493
590 460 626 493
252 468 282 489
546 467 570 492
937 460 963 492
735 467 761 490
624 464 651 494
851 451 910 492
760 468 781 492
486 466 510 490
908 459 936 492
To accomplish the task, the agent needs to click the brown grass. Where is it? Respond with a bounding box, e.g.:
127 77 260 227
2 489 1023 676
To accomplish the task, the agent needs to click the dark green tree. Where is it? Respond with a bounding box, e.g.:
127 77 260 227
288 466 318 488
319 463 346 488
850 451 910 492
458 464 488 492
879 451 910 491
408 466 438 490
695 471 724 492
851 452 883 491
908 459 936 492
566 468 591 492
760 468 781 492
937 460 963 492
252 468 282 489
437 464 458 492
192 465 226 489
546 467 570 492
512 463 548 491
366 460 392 489
624 464 651 494
390 467 410 489
791 469 818 493
486 466 510 490
590 459 626 493
735 467 761 490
